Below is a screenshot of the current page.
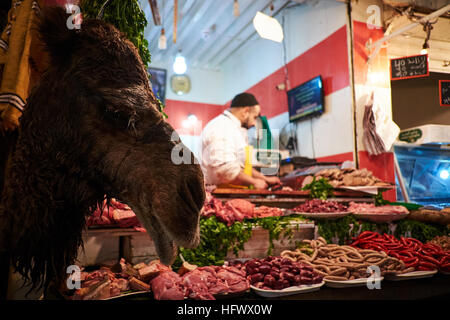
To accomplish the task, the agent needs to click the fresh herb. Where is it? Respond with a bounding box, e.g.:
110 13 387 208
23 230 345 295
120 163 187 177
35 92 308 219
374 191 389 206
255 215 306 255
316 216 449 245
173 216 253 270
394 219 448 243
156 98 168 119
81 1 167 117
302 177 334 200
81 0 151 68
172 214 309 269
256 217 288 256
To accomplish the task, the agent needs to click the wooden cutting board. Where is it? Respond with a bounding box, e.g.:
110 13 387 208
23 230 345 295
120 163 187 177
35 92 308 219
212 188 309 196
212 188 372 198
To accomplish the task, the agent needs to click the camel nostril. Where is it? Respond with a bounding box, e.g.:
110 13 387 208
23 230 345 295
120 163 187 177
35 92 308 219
184 177 205 212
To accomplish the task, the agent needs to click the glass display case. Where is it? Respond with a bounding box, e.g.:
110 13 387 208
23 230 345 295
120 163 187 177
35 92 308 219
394 144 450 208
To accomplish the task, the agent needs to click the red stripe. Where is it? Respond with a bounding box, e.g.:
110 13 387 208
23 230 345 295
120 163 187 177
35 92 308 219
353 21 390 87
358 151 396 202
316 152 354 163
164 99 227 134
166 26 349 135
244 25 349 119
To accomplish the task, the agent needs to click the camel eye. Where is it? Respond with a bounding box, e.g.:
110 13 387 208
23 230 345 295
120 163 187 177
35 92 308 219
103 107 134 129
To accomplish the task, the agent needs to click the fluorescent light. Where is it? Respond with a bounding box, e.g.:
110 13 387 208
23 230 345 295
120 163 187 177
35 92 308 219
173 52 187 74
253 11 284 43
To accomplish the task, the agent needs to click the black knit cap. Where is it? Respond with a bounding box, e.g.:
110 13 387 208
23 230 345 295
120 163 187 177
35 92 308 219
230 92 259 108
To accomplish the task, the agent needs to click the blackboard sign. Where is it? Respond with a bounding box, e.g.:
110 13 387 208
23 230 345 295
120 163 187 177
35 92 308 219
439 80 450 107
390 54 429 81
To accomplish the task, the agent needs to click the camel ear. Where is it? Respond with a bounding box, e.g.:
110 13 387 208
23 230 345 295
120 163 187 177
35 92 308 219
38 6 79 66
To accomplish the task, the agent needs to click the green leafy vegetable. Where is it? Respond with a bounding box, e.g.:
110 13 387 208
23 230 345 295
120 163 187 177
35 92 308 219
302 177 334 200
81 0 151 68
316 215 449 245
374 191 389 206
172 215 308 270
173 216 253 270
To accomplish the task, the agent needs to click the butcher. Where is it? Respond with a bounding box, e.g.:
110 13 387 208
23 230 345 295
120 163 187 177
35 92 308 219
201 92 280 189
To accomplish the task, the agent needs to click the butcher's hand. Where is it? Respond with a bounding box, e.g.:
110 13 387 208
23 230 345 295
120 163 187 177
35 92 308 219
264 176 281 186
253 178 268 190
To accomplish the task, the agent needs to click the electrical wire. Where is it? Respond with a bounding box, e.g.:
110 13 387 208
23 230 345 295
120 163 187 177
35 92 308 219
310 118 316 159
281 11 290 90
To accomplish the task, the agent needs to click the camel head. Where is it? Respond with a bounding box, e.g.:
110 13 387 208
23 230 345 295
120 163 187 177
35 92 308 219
0 6 205 291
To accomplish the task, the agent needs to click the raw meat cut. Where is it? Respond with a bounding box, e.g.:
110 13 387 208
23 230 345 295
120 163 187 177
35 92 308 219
254 206 283 218
150 271 187 300
225 199 255 218
216 266 250 293
73 279 112 300
129 277 150 292
182 269 215 300
348 202 409 214
86 198 144 230
202 192 284 225
293 199 348 213
138 260 172 282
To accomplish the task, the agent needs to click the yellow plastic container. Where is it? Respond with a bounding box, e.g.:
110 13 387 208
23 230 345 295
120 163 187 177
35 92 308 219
244 145 253 176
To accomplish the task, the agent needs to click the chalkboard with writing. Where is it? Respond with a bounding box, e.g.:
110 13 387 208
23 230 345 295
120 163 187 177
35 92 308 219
440 80 450 107
390 54 429 81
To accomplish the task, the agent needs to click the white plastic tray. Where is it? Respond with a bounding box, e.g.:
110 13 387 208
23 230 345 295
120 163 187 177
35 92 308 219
351 212 409 223
324 277 383 288
286 211 351 220
250 281 325 297
384 270 437 281
338 185 395 195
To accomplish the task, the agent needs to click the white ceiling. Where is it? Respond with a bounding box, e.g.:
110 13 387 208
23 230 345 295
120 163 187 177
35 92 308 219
138 0 450 71
383 6 450 73
139 0 297 70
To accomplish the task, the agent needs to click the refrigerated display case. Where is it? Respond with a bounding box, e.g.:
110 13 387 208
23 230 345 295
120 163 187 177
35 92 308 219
394 144 450 208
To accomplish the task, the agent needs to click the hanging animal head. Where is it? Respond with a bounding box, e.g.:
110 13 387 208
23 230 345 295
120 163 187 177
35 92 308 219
0 6 205 291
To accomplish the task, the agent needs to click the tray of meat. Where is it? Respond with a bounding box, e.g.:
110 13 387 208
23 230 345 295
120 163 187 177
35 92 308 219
65 258 156 300
289 211 351 220
348 202 409 223
245 257 324 297
285 200 350 220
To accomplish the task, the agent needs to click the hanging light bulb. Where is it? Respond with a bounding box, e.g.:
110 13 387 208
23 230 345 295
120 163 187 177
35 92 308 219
158 0 167 50
233 0 240 17
158 28 167 50
420 41 429 55
420 22 433 55
173 50 187 74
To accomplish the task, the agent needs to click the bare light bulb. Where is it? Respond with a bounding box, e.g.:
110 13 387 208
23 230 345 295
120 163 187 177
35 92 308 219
158 28 167 50
173 52 187 74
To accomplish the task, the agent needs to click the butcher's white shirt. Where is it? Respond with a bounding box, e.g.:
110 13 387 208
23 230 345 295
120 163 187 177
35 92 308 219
201 110 248 185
